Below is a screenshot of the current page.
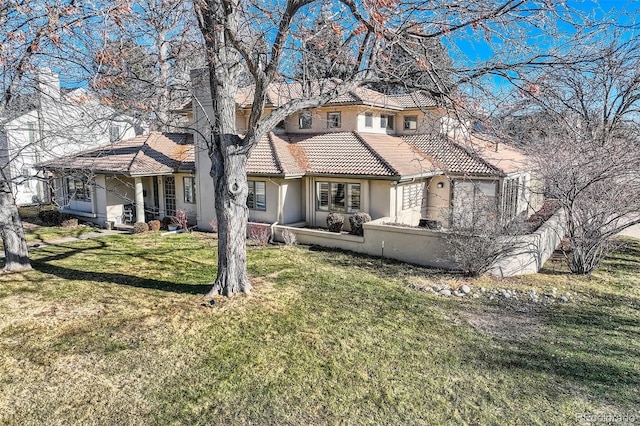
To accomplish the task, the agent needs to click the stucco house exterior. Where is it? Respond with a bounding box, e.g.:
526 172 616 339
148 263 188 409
40 132 196 227
190 73 535 233
0 69 139 206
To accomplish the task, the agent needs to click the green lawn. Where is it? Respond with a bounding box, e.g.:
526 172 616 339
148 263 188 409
1 233 638 424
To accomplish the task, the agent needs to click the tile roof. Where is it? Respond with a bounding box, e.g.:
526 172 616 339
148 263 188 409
274 132 397 177
402 133 501 176
464 133 530 174
236 82 409 110
389 91 438 109
40 132 194 175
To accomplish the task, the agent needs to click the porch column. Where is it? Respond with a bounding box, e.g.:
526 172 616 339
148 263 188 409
134 177 145 223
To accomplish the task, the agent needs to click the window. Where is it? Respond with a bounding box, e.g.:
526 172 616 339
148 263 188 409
27 122 37 144
316 182 361 213
247 181 266 210
327 112 341 128
364 112 373 128
403 115 418 130
109 125 121 142
299 112 312 129
183 176 196 204
402 182 425 210
22 166 30 190
66 176 92 202
381 114 394 130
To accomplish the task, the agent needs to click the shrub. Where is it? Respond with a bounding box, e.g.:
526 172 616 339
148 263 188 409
133 222 149 234
281 228 297 246
327 212 344 233
172 209 189 230
38 209 74 226
247 222 271 246
148 220 161 232
160 216 172 230
348 212 371 236
61 218 79 228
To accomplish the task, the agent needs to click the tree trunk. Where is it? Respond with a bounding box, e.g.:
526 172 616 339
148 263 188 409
205 142 251 297
0 182 31 273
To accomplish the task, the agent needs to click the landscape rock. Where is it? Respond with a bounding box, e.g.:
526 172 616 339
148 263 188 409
460 285 471 294
453 291 464 297
559 296 569 302
439 289 452 296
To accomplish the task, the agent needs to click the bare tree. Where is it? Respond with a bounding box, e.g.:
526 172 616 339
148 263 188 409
191 0 578 296
500 33 640 274
89 0 205 131
0 1 129 272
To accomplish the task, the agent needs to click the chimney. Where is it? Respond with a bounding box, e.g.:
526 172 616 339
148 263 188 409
37 68 61 102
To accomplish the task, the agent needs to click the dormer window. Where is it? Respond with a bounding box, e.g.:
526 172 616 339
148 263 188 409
299 112 312 129
403 115 418 130
327 112 341 128
381 114 394 130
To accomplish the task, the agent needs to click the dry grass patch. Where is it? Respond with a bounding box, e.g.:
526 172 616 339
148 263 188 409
0 234 639 424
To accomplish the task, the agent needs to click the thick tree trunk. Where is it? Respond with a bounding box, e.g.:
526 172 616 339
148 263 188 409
0 182 31 273
205 143 250 297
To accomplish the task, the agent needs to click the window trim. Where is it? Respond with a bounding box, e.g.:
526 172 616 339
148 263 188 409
299 111 312 129
381 114 394 130
403 115 418 130
66 175 92 202
316 181 361 213
327 111 341 129
183 176 196 204
247 180 267 211
364 112 373 128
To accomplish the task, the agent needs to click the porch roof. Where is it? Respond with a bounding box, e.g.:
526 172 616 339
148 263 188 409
39 132 195 176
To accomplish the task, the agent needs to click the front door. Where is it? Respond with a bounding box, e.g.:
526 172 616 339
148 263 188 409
164 176 176 217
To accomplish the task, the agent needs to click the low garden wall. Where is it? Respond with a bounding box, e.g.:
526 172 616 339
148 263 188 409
273 209 567 277
489 209 567 277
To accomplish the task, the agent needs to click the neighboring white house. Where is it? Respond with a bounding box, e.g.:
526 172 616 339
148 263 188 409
0 68 139 205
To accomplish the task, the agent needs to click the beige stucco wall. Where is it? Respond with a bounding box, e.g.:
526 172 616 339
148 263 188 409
426 176 451 226
396 109 442 136
274 209 565 276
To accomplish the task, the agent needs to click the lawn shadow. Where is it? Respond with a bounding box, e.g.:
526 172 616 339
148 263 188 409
33 261 211 295
31 241 211 295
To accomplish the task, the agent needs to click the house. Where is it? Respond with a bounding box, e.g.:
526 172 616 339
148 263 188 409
39 132 196 227
190 71 536 233
0 68 139 206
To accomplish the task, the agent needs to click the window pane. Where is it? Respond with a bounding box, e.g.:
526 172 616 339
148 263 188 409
184 177 196 203
387 115 394 130
348 184 361 212
316 182 329 211
365 113 373 128
404 116 417 130
330 182 345 211
247 181 255 209
299 112 312 129
255 181 266 210
327 112 341 128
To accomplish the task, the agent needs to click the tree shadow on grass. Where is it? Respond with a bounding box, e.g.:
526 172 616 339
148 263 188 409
33 261 211 295
30 242 211 295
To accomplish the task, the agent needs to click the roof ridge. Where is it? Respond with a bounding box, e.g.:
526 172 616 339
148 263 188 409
353 132 398 176
127 133 153 173
267 133 284 174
